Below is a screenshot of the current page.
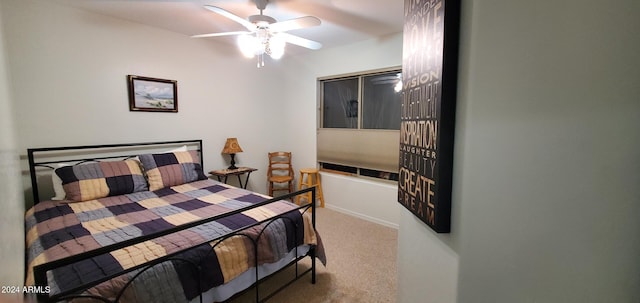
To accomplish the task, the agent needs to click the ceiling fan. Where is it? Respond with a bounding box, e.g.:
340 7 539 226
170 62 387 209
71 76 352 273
192 0 322 66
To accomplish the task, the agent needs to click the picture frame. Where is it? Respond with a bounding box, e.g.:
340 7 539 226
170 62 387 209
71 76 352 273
127 75 178 112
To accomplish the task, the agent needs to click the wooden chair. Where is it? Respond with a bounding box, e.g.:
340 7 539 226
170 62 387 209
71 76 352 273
267 152 294 196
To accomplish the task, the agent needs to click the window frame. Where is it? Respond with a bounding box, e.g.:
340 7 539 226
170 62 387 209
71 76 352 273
317 66 402 182
318 66 402 130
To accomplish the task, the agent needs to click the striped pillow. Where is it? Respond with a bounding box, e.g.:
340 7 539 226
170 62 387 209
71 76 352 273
138 151 206 191
55 160 148 202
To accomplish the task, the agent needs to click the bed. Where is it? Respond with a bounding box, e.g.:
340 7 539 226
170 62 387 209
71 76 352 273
25 140 325 302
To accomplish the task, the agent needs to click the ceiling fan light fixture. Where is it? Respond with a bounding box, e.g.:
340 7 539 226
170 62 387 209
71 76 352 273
237 33 285 61
237 34 258 58
268 34 285 60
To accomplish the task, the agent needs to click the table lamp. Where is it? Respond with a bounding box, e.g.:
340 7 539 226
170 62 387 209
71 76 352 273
221 138 243 169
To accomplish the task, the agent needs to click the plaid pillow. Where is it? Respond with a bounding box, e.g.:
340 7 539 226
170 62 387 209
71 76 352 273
138 150 206 191
55 160 148 202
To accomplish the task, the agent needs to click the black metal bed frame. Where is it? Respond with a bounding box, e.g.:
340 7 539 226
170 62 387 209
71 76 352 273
26 140 318 303
28 139 205 204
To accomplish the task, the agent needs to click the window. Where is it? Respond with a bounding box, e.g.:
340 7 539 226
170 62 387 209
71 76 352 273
362 73 402 130
318 67 402 181
322 78 358 129
320 70 401 130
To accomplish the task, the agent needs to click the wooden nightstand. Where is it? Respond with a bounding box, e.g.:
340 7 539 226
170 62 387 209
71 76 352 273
209 167 258 189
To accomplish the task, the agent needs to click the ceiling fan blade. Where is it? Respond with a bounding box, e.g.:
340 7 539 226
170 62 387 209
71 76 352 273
204 5 255 31
191 31 251 38
280 33 322 50
270 16 321 32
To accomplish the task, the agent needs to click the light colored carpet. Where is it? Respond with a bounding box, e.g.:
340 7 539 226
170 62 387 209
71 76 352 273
230 207 398 303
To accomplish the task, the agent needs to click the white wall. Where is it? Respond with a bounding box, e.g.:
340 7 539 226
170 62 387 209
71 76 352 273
1 0 293 199
399 0 640 302
0 0 25 292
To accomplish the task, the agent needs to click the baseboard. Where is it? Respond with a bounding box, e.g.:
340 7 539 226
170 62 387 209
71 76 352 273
324 204 399 230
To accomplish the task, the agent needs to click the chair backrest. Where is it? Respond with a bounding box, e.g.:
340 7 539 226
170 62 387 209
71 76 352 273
268 152 293 177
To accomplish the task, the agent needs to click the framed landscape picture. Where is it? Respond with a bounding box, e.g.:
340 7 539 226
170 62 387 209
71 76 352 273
127 75 178 112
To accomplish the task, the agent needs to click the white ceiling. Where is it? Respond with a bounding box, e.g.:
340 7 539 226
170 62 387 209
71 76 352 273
51 0 404 54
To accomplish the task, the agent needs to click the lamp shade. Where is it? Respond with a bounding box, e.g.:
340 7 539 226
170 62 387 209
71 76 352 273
221 138 243 154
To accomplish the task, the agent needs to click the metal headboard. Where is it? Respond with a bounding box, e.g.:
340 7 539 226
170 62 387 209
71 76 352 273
27 139 203 204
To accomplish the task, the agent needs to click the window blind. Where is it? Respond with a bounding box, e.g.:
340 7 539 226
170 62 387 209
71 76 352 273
317 129 399 173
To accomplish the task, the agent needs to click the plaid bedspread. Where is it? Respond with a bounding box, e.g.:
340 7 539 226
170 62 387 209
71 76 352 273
25 179 323 302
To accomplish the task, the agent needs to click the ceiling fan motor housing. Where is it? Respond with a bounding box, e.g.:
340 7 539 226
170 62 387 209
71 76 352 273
248 14 276 26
